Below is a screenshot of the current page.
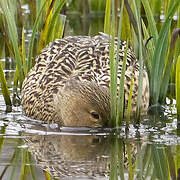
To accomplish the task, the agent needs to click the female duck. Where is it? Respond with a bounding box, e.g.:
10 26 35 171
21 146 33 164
21 33 149 127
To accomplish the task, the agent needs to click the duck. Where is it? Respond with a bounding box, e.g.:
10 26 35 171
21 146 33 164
21 33 149 127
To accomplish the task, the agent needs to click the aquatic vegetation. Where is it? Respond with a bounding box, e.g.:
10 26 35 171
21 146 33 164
176 56 180 119
147 1 180 105
0 1 25 84
0 0 179 122
109 137 178 180
104 0 180 125
0 0 66 106
105 0 145 125
0 138 37 180
0 61 11 110
0 1 179 180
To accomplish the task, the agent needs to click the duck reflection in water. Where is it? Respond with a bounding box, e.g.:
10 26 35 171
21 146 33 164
25 134 137 179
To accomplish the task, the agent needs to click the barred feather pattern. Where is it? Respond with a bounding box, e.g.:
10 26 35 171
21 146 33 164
21 34 149 124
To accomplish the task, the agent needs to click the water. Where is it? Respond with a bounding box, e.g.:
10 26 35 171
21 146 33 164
0 1 180 179
0 92 179 179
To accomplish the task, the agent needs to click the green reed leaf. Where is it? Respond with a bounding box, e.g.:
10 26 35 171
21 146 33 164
110 138 118 180
159 28 180 103
176 56 180 119
0 60 12 107
151 145 169 180
22 27 27 76
109 0 117 126
170 6 180 84
132 0 143 117
118 140 125 180
27 0 48 72
20 149 29 180
27 152 37 180
124 0 138 38
104 0 111 34
177 145 180 177
165 147 176 179
114 0 124 126
52 14 66 40
126 74 134 120
127 141 135 180
0 126 5 155
44 171 52 180
175 7 180 62
121 0 131 41
116 40 128 122
46 0 66 44
143 145 152 179
150 0 180 105
141 0 158 43
13 66 19 90
141 19 153 76
0 0 24 84
9 139 23 180
37 0 57 53
136 143 143 179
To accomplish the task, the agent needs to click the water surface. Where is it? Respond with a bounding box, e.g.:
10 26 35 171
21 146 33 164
0 1 180 179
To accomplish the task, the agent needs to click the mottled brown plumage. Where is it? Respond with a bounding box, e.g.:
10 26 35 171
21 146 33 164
21 33 149 127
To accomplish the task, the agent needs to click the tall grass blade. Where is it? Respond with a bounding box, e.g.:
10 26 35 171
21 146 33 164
114 0 124 126
0 0 24 84
126 74 134 120
175 7 180 62
9 140 22 180
132 0 143 117
159 28 180 103
35 0 42 16
124 0 138 37
177 145 180 178
27 0 48 72
141 0 158 43
151 145 169 180
37 0 57 53
0 60 12 107
109 0 117 126
110 138 118 180
52 14 66 39
150 0 180 105
104 0 111 34
121 1 131 41
143 145 152 179
46 0 66 44
116 40 128 122
22 27 27 76
20 149 29 180
0 126 5 155
141 19 153 75
165 147 176 179
136 144 143 180
176 56 180 119
170 6 180 84
118 139 125 180
0 36 5 58
127 141 135 180
27 152 37 180
13 67 19 90
44 171 51 180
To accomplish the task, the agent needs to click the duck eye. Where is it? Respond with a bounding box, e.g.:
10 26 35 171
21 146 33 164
90 111 99 119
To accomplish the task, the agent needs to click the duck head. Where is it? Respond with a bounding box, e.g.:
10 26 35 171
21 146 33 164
54 79 110 127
